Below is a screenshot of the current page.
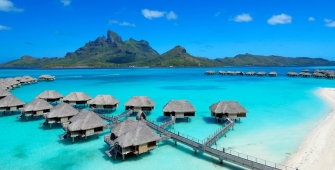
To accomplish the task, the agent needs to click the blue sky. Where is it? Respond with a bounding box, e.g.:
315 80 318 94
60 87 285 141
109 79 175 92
0 0 335 63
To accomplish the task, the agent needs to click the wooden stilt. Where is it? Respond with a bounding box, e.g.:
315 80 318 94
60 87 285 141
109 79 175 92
122 154 125 161
72 137 74 144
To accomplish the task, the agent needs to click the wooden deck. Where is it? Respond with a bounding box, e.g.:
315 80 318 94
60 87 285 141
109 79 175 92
99 113 295 170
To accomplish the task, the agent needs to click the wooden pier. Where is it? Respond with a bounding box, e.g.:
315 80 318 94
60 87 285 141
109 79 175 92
99 113 295 170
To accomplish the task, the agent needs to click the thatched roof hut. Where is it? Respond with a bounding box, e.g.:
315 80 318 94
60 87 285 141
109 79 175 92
0 95 25 112
124 96 155 112
302 73 312 77
256 72 266 76
302 69 310 73
268 72 277 76
36 90 63 102
39 75 56 81
210 101 247 119
205 70 215 75
14 77 21 81
63 110 107 142
246 71 256 76
235 71 244 76
88 95 119 111
218 71 226 75
163 100 196 118
43 102 78 128
0 88 12 99
287 72 299 77
20 98 53 120
63 92 92 105
105 118 160 160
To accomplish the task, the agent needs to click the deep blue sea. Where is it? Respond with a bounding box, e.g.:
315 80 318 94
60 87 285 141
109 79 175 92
1 66 335 170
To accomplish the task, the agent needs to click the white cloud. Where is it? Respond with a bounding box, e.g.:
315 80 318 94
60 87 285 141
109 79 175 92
267 13 292 25
234 13 253 22
141 9 178 21
0 24 11 30
308 17 315 21
324 18 335 27
215 12 220 17
60 0 71 6
109 20 136 27
166 11 177 20
141 9 165 19
0 0 23 12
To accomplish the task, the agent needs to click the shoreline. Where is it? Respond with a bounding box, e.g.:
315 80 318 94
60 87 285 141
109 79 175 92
285 88 335 169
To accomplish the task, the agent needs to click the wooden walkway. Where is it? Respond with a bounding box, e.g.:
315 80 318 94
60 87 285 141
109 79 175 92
160 115 175 128
203 118 235 146
99 114 294 170
98 110 133 124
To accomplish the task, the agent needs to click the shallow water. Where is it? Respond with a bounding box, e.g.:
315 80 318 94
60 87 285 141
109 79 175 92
0 66 334 170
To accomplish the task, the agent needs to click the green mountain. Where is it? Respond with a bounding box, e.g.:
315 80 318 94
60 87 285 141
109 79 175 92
1 30 335 68
215 54 335 66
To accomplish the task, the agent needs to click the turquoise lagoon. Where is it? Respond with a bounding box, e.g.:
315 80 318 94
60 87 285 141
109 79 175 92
1 66 335 170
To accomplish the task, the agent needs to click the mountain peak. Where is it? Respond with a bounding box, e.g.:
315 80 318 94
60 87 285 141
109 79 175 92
172 45 187 53
107 30 122 45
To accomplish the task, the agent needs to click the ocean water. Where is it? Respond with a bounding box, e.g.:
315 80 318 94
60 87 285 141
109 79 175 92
1 66 335 170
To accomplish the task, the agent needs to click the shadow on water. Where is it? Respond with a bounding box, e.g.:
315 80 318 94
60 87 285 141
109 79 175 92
12 144 28 159
203 116 217 124
155 116 170 122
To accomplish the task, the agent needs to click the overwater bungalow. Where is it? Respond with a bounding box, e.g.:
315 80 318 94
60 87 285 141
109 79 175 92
14 77 21 82
0 88 12 99
88 95 119 112
226 71 235 75
38 75 56 81
218 71 226 75
124 96 155 112
327 74 335 79
36 90 63 103
43 102 79 128
256 72 266 76
0 95 25 114
287 72 299 77
1 82 12 90
61 110 107 143
246 71 256 76
313 73 324 78
104 118 160 160
63 92 92 106
235 71 244 76
302 73 312 78
268 72 277 77
19 98 53 120
163 100 196 120
209 101 248 120
302 69 310 73
205 70 215 75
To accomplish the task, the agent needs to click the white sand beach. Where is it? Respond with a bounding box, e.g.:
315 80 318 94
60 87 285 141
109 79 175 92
286 88 335 170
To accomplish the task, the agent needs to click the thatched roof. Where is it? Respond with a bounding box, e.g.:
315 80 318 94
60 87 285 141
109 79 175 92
112 118 160 147
46 102 79 118
36 90 63 100
269 72 277 75
210 101 247 114
163 100 196 112
0 88 12 97
22 98 53 112
14 77 21 81
63 92 92 102
257 72 266 75
68 110 106 131
124 96 155 107
88 95 119 105
0 95 25 107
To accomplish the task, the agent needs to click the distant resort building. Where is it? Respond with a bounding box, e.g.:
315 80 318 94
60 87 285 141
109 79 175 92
38 75 56 81
61 110 107 143
209 101 248 120
256 72 266 76
124 96 155 112
36 90 63 103
104 118 160 160
163 100 196 120
205 70 215 75
301 69 310 73
88 95 119 112
246 71 256 76
0 95 25 115
43 102 79 128
218 71 226 75
63 92 92 106
19 98 53 121
287 72 299 77
268 72 278 77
